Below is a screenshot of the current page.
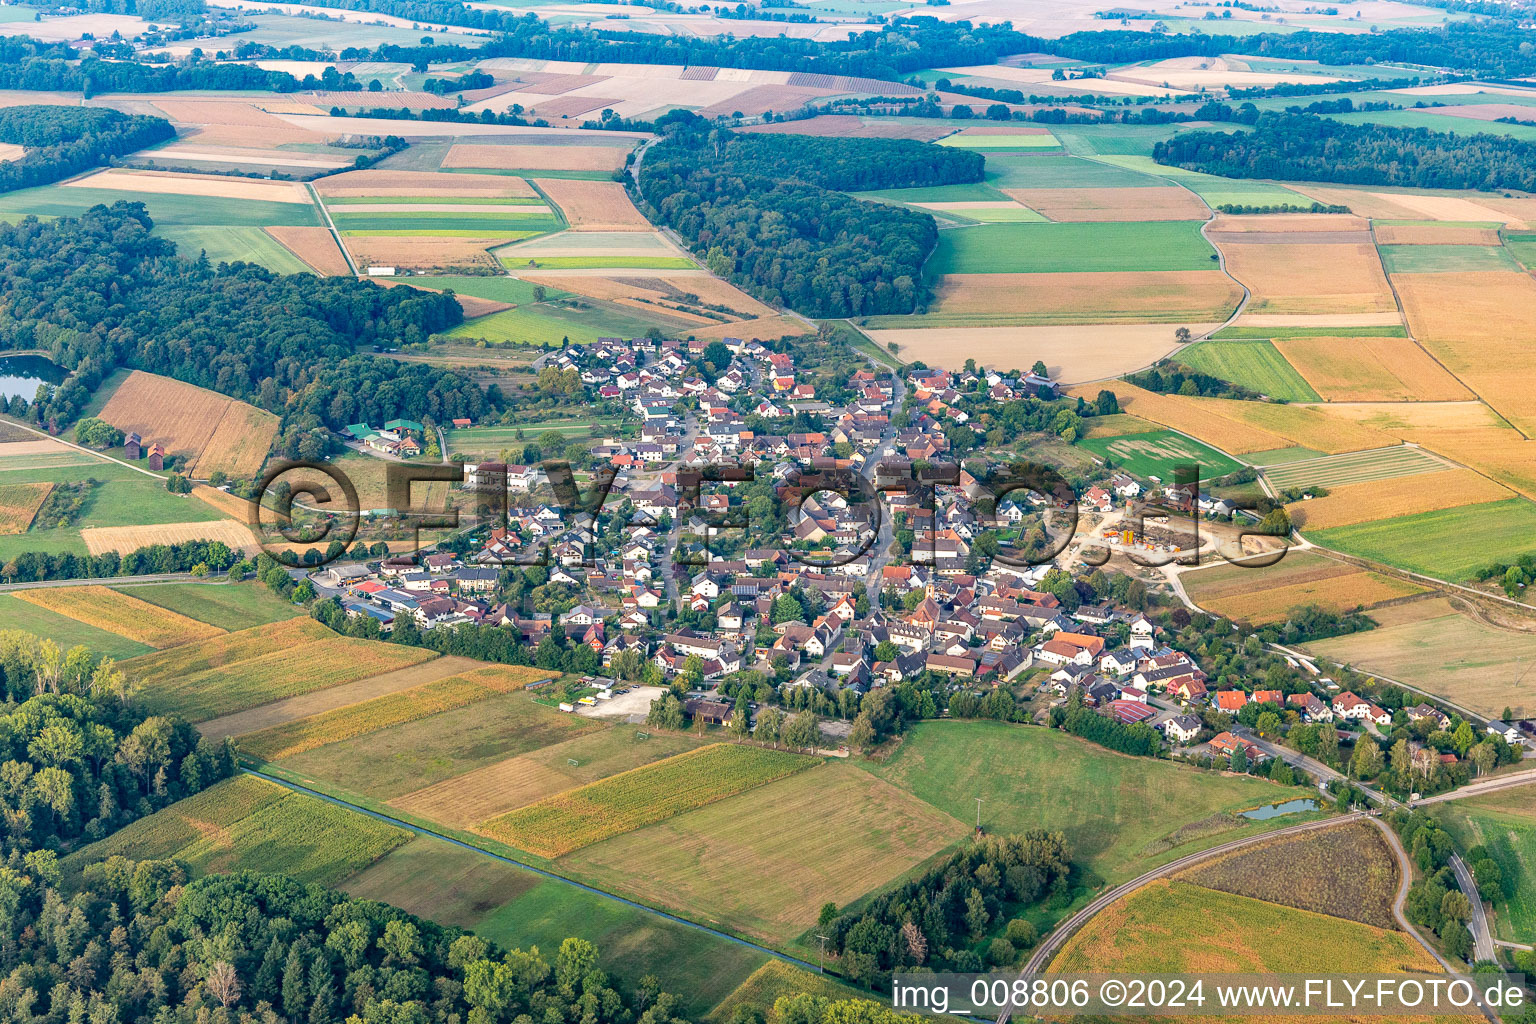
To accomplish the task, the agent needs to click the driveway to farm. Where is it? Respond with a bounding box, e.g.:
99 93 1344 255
1450 853 1497 964
0 572 220 591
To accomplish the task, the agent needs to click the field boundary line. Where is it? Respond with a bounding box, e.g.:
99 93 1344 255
242 767 855 982
308 182 358 276
0 415 167 480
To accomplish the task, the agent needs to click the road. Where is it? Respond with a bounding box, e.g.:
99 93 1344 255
1414 765 1536 805
1450 853 1497 964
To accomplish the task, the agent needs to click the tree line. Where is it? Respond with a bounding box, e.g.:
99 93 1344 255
635 113 980 317
0 105 173 193
1154 110 1536 193
0 51 301 96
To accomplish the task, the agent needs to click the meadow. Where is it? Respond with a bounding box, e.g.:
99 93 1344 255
1306 499 1536 580
114 581 301 632
1306 599 1536 718
561 763 969 944
442 300 681 346
1050 879 1439 973
1433 784 1536 942
1378 244 1520 273
927 222 1215 275
416 276 565 304
1175 338 1321 402
154 226 312 274
0 186 321 228
866 721 1311 887
479 744 819 857
1076 429 1241 479
0 594 153 660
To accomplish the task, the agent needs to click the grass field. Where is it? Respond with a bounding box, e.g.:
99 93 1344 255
1379 244 1520 273
708 961 871 1023
114 581 301 632
1260 445 1449 490
938 133 1060 149
413 276 567 304
13 586 223 648
867 721 1312 887
927 222 1215 275
155 225 313 274
982 153 1169 189
65 774 410 887
501 257 696 270
443 301 674 346
562 763 969 944
479 744 819 858
1433 784 1536 942
1176 338 1321 401
124 618 438 722
1076 429 1241 479
1306 601 1536 718
1307 499 1536 581
276 690 605 799
0 594 153 660
1050 879 1439 974
0 185 322 228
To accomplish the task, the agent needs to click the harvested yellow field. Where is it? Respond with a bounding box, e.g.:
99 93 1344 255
532 177 650 230
1209 213 1368 233
874 323 1213 383
65 169 311 204
1308 400 1507 433
1373 223 1502 245
393 755 573 827
693 315 806 341
315 169 535 197
97 370 279 478
192 484 256 522
1001 186 1208 221
1288 183 1523 225
1274 336 1473 402
14 586 224 648
1220 241 1397 314
1203 571 1425 624
0 481 51 533
1378 428 1536 500
1235 312 1403 328
237 665 551 761
150 99 295 129
81 520 260 557
1287 469 1513 530
1069 383 1394 455
1394 271 1536 435
521 271 777 318
348 236 503 272
266 226 351 275
443 144 629 171
1381 192 1524 226
932 271 1241 323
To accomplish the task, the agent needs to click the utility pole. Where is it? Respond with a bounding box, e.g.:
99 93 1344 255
816 934 829 973
975 796 983 829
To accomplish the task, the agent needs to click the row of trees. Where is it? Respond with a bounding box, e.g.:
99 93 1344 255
0 51 301 96
636 114 980 317
0 105 173 193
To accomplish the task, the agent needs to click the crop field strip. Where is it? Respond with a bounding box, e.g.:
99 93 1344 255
96 370 280 478
112 581 301 633
1272 334 1474 402
1216 238 1398 315
237 665 555 760
919 270 1242 325
1175 337 1320 402
1259 445 1450 490
926 221 1218 276
0 481 52 533
1305 498 1536 582
1197 570 1425 625
13 585 225 648
0 593 154 661
873 324 1215 383
1286 468 1515 530
123 617 440 722
1076 429 1242 479
477 743 819 858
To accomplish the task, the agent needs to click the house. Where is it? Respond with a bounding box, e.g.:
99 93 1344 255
684 697 733 725
1489 722 1523 744
1168 676 1208 704
1099 648 1140 677
925 653 976 677
1332 692 1373 721
1288 693 1333 722
1163 714 1202 744
1209 731 1265 764
1106 700 1156 725
123 432 141 460
1214 690 1248 713
146 443 165 471
1408 703 1451 730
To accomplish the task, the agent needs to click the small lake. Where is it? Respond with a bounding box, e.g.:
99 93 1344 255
1241 798 1319 820
0 354 65 402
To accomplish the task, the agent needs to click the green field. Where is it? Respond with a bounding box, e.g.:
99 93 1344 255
1329 107 1536 141
443 301 679 345
1212 325 1408 339
0 462 225 561
0 594 154 660
867 721 1315 887
1259 445 1447 489
1245 446 1327 466
411 276 567 304
1433 785 1536 942
1378 244 1520 273
1091 154 1308 206
155 225 312 274
937 133 1060 150
499 256 696 270
1503 233 1536 269
332 212 562 232
1176 337 1321 401
115 581 302 632
1307 498 1536 579
326 195 544 205
0 186 321 228
980 152 1168 189
1077 429 1243 480
927 221 1216 275
852 182 1012 204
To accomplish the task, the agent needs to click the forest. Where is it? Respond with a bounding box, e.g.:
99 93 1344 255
635 115 980 317
0 52 300 96
1153 111 1536 192
0 106 173 193
0 204 495 433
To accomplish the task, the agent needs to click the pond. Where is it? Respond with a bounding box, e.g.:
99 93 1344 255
1241 798 1319 820
0 354 65 402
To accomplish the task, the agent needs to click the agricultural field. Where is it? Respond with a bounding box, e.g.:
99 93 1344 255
97 370 280 479
1218 240 1397 315
443 300 683 346
926 222 1216 276
1378 244 1519 273
867 721 1313 888
155 225 313 274
562 763 969 944
1176 821 1400 928
478 744 819 858
79 520 259 557
1306 599 1536 718
65 774 411 888
1184 550 1426 626
1050 879 1439 974
1003 186 1208 222
0 481 51 533
871 323 1209 383
919 270 1241 326
1433 784 1536 942
1260 445 1451 490
1306 499 1536 582
0 594 154 661
237 665 552 760
267 226 352 275
1272 335 1473 402
532 178 651 230
1175 338 1320 402
1076 429 1241 480
12 586 223 649
123 617 439 722
1287 469 1514 531
113 581 302 632
709 961 872 1023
